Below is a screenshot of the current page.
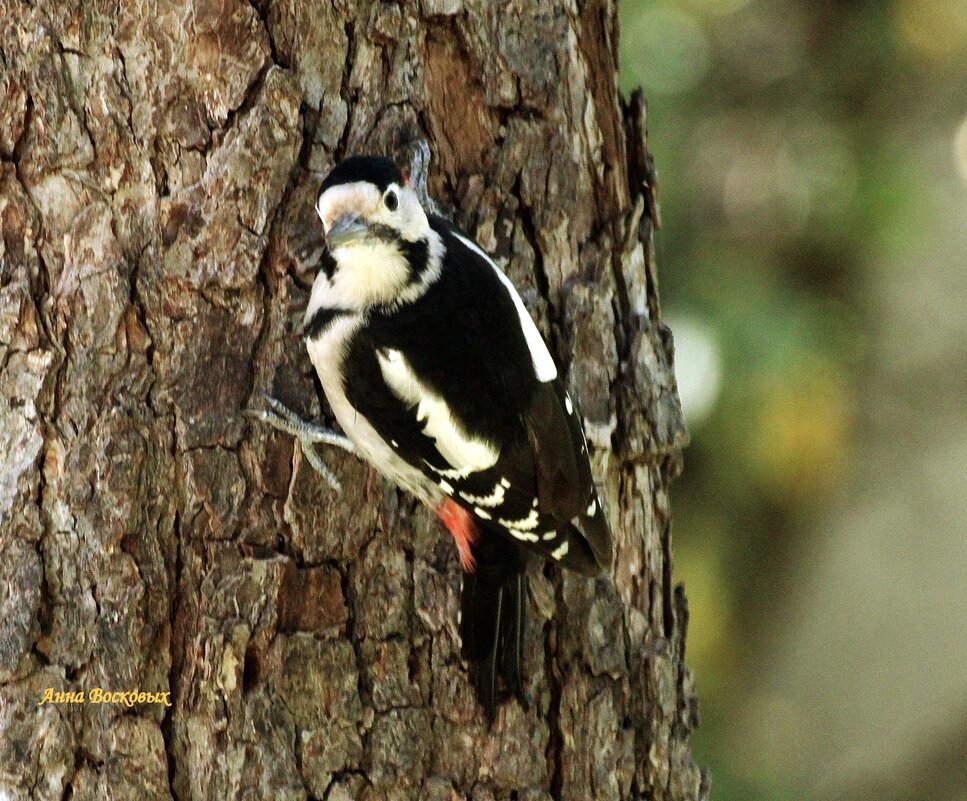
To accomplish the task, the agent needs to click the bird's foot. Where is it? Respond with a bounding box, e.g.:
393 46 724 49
406 138 440 216
245 393 354 493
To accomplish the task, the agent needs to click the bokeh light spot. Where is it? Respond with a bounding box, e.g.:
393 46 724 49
623 5 710 95
776 121 858 222
954 116 967 186
667 313 723 426
689 0 752 16
750 361 852 501
892 0 967 60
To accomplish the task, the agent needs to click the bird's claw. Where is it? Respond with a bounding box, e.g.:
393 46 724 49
245 393 354 493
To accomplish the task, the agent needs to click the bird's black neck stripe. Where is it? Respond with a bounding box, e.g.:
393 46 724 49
318 249 337 280
305 306 351 340
400 238 429 283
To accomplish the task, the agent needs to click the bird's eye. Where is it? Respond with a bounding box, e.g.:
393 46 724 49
384 190 398 211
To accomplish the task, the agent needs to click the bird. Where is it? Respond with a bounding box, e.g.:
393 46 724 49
251 145 612 716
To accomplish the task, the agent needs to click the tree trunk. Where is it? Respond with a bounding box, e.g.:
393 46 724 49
0 1 703 799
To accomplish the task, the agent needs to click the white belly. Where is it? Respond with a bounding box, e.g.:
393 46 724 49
305 315 439 505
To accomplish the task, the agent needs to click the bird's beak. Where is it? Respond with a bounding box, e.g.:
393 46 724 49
325 213 369 249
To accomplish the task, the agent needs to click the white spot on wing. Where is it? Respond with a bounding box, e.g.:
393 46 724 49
509 529 540 542
459 483 506 507
498 507 539 531
439 479 454 494
474 507 492 520
551 541 569 560
586 499 596 516
542 531 556 541
306 315 438 505
565 394 573 414
451 231 558 382
377 349 500 477
499 477 511 489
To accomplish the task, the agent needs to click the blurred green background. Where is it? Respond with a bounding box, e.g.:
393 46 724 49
618 1 967 799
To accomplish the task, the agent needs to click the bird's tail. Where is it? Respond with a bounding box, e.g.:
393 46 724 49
460 526 528 719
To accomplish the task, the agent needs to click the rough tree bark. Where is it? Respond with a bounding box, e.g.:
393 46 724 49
0 1 703 799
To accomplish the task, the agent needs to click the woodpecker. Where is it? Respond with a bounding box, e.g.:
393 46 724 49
252 146 612 715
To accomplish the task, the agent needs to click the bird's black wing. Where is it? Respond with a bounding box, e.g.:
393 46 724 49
352 218 612 575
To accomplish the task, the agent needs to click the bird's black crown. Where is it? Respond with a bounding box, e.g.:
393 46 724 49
319 155 403 196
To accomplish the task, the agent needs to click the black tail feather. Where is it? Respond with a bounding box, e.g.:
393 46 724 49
459 528 527 719
499 571 525 696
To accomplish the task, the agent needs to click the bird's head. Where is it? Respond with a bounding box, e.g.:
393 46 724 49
313 156 438 310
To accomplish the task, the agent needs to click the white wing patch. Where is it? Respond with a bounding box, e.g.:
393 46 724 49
306 314 438 505
550 541 569 560
459 484 506 508
377 347 500 477
451 231 558 383
498 507 539 531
